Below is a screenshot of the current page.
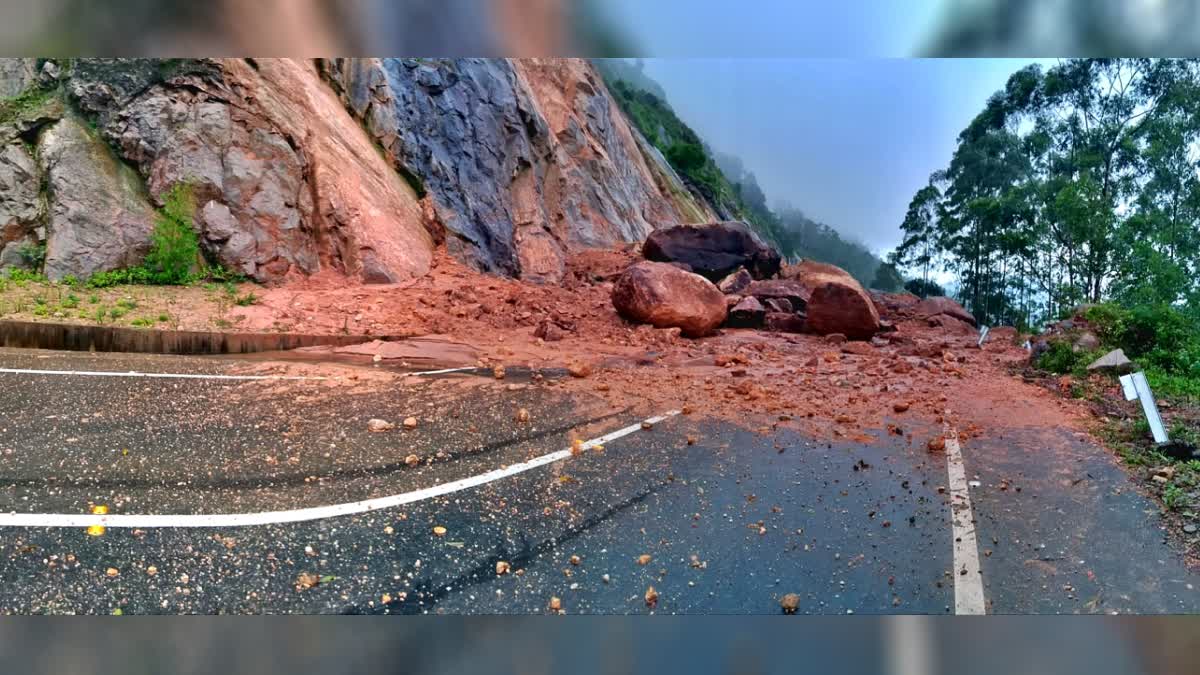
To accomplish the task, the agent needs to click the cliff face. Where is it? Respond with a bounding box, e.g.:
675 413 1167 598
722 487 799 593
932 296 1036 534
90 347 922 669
0 58 711 284
320 57 711 282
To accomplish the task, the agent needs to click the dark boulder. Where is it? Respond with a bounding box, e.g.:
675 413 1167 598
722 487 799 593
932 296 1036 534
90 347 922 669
642 221 781 282
763 297 794 314
726 296 766 328
743 279 811 312
717 268 752 294
764 312 806 333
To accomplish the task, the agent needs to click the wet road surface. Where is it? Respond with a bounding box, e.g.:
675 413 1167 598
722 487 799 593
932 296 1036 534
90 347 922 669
0 347 1196 614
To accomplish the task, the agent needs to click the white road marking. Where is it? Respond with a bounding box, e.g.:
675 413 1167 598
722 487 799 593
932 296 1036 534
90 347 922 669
944 420 986 615
404 366 478 376
0 411 679 529
0 365 479 380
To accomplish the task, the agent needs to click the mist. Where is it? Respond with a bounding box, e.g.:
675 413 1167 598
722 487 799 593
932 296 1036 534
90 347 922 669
633 58 1051 257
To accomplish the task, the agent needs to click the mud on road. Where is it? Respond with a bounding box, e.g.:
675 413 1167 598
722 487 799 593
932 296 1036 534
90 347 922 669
0 347 1196 614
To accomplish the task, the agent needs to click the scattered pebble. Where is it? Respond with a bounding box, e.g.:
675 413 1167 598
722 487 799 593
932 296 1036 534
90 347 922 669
780 593 800 614
402 417 418 430
367 418 395 433
644 586 659 608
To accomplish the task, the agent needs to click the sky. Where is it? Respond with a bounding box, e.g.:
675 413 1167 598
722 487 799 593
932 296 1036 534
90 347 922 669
637 58 1055 256
595 0 1055 257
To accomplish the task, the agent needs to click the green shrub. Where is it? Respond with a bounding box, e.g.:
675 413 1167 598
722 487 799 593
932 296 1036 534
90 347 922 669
87 267 154 288
1036 341 1081 374
1163 483 1185 511
142 184 200 285
3 268 46 284
1083 303 1129 345
234 291 258 306
1147 369 1200 401
129 317 153 327
17 242 45 270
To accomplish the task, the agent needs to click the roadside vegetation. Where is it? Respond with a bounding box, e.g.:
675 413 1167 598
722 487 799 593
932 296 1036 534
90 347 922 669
884 58 1200 528
1023 300 1200 530
0 184 259 330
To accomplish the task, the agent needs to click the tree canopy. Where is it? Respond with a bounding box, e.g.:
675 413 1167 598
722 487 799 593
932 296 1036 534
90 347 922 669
891 58 1200 328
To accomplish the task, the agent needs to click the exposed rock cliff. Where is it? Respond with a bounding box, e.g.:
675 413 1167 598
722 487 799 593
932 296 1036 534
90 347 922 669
0 57 712 284
320 57 711 282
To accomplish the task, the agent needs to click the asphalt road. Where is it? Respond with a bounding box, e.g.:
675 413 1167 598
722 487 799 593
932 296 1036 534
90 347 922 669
0 347 1196 615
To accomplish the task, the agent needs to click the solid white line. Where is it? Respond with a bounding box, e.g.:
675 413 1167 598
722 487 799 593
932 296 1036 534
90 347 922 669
944 420 986 615
0 411 680 529
0 365 479 381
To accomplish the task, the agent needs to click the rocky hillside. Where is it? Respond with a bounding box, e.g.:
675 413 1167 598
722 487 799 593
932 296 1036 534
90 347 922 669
0 58 713 285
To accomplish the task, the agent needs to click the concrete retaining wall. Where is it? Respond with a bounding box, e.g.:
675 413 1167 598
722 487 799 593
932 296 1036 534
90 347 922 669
0 320 382 355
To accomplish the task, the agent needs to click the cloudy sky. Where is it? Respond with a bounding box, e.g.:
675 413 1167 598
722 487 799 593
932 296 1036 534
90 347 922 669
598 0 1056 256
638 58 1055 254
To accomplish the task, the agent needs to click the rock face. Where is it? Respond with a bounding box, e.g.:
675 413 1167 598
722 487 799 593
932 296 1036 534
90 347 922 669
642 221 781 282
1 57 708 284
0 142 42 266
40 115 156 280
788 261 880 339
68 58 433 284
915 296 976 327
319 58 706 282
611 261 727 337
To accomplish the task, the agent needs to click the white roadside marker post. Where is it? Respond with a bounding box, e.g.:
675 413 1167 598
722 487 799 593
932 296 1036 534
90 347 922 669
977 325 990 347
1119 371 1169 444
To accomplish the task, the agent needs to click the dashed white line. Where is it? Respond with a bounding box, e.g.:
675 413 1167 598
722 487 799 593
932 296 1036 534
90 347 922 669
0 365 479 380
944 419 986 615
0 411 680 529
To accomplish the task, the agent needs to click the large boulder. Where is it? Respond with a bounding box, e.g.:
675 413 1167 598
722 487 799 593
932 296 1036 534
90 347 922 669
611 261 727 337
915 296 976 327
928 313 977 336
642 221 781 281
868 290 921 320
786 260 880 340
1087 348 1133 374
